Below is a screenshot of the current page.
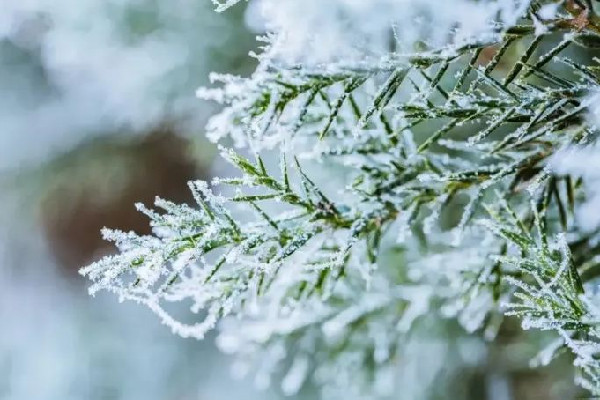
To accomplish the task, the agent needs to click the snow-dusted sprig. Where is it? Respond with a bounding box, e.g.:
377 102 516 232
199 1 600 259
481 194 600 393
81 147 397 339
217 275 436 398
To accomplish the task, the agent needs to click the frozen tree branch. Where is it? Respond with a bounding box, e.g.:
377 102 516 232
82 0 600 397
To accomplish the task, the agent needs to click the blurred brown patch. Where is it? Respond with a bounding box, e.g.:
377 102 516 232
40 128 207 274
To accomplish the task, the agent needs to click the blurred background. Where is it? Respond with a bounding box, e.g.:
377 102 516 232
0 2 271 399
0 1 586 399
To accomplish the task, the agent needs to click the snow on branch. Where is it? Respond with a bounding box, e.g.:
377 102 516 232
83 0 600 397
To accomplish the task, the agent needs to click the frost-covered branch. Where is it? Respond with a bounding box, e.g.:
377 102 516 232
485 198 600 394
81 147 392 339
82 0 600 397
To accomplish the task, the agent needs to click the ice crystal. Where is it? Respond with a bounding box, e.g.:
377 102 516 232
83 0 600 397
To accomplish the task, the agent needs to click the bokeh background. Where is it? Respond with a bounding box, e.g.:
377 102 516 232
0 2 270 399
0 2 586 400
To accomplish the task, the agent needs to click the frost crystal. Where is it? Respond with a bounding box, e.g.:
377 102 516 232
83 0 600 397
